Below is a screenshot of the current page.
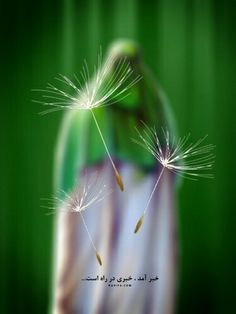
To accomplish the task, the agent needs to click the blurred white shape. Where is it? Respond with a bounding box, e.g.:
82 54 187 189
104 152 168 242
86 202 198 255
52 162 177 314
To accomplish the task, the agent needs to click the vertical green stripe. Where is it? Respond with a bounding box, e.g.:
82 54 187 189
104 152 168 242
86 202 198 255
114 0 137 39
62 0 75 73
88 0 101 63
157 0 188 129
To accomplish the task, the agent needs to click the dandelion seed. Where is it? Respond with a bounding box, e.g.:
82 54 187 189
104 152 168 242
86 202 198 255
33 50 141 191
95 252 103 266
134 215 144 234
132 123 215 233
43 173 112 266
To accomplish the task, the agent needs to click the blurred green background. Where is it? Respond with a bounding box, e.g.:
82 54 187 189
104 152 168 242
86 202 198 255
1 0 236 313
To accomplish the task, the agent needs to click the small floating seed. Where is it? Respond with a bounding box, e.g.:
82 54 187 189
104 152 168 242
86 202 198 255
134 215 144 234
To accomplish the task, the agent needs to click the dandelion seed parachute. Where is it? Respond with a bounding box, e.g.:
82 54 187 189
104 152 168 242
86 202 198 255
34 47 141 191
44 173 110 266
133 124 215 233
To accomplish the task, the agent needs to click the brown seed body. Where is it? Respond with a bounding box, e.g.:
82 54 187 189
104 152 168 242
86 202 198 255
96 252 103 266
134 215 144 234
115 171 124 191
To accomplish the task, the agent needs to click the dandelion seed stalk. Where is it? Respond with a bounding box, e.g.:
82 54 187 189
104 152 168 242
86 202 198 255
134 167 165 233
90 109 124 191
79 211 102 266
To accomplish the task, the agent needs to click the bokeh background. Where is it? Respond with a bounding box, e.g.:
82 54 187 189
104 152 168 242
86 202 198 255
1 0 236 313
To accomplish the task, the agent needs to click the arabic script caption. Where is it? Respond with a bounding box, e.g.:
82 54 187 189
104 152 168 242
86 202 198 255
81 274 159 287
